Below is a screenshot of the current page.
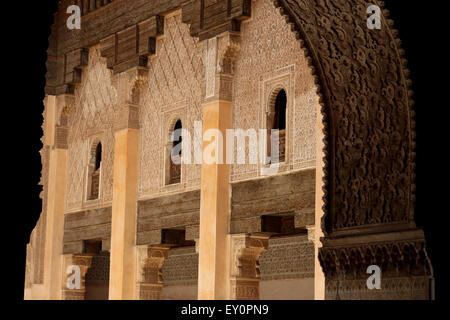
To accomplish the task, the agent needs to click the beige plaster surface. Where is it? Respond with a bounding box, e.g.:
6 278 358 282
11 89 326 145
260 278 314 300
162 285 198 300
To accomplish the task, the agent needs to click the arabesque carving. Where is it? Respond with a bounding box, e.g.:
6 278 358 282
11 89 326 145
136 245 169 300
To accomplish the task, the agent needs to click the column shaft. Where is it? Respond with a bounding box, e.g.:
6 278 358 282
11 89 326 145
43 95 70 300
44 148 67 299
198 100 232 300
109 128 140 300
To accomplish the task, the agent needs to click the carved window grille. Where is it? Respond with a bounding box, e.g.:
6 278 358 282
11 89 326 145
267 89 287 164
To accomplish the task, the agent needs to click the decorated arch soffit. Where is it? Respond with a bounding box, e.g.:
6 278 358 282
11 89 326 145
271 0 415 237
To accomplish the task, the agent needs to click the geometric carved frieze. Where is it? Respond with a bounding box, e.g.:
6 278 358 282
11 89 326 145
259 234 314 281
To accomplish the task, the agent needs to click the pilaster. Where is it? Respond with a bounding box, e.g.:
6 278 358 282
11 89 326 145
43 94 74 300
198 32 240 300
109 67 148 300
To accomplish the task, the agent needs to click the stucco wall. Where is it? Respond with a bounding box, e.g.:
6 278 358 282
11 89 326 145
231 0 318 182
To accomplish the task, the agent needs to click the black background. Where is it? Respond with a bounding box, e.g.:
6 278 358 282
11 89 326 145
7 0 445 310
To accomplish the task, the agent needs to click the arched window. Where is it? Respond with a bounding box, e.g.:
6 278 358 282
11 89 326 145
167 120 182 185
88 142 102 200
267 89 287 164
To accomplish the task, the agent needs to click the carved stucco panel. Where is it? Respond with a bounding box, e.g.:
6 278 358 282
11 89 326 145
139 12 204 199
65 46 117 212
232 0 318 182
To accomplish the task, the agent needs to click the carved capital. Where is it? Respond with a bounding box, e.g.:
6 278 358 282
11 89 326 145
111 67 149 106
54 94 75 149
217 32 241 75
61 254 93 300
230 234 269 300
136 245 170 300
114 104 140 131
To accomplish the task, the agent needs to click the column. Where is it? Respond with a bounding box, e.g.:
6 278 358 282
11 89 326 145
109 67 147 300
43 94 73 300
136 245 170 300
198 32 240 300
229 234 269 300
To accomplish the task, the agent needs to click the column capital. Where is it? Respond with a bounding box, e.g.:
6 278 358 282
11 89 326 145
204 32 241 104
230 234 269 279
61 254 93 300
114 104 140 132
229 234 269 300
45 94 75 150
112 66 149 106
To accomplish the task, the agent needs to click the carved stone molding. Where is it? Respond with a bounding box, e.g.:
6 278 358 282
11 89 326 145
136 245 169 300
230 234 269 300
61 254 93 300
